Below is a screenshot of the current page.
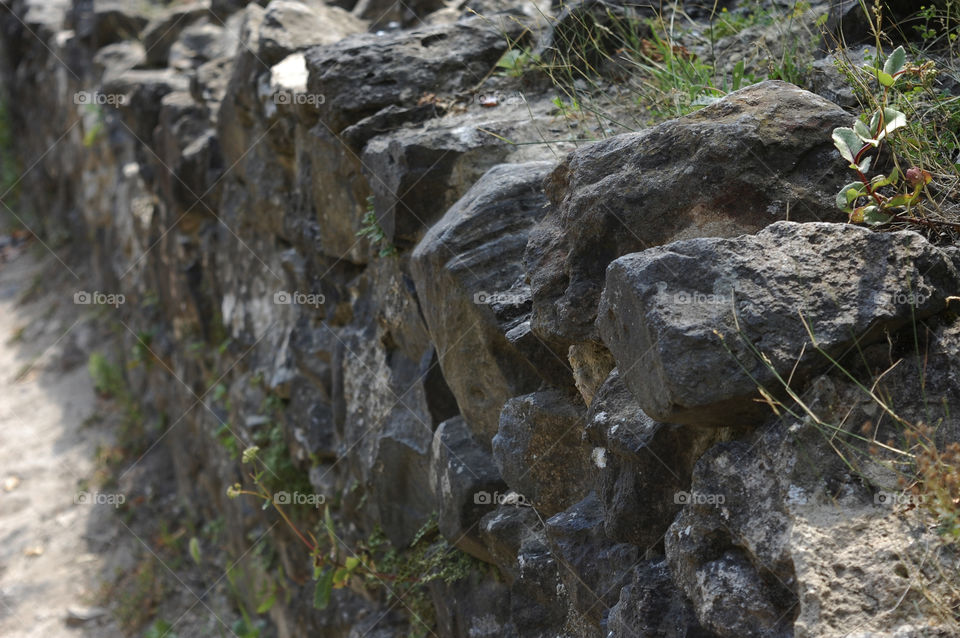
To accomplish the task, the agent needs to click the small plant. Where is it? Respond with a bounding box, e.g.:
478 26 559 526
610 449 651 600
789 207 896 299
832 46 946 228
87 351 150 454
228 446 478 636
357 196 397 257
82 103 106 147
143 619 179 638
903 424 960 541
496 48 537 77
88 352 126 398
106 557 167 633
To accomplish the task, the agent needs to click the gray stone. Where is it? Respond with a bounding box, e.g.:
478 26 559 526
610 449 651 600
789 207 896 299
70 0 150 48
351 0 445 29
584 369 724 546
527 81 851 349
823 1 941 47
492 390 589 517
607 560 716 638
168 23 232 71
93 41 146 84
360 96 581 253
511 534 569 637
477 504 541 583
544 494 640 629
429 416 507 563
102 69 191 143
598 221 960 426
567 340 614 407
259 0 366 65
411 162 564 443
305 17 523 133
141 1 212 66
429 570 518 638
662 402 960 638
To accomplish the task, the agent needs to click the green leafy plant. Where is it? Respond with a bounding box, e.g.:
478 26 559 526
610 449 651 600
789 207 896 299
832 46 941 227
82 103 106 147
228 447 477 636
496 48 537 77
144 619 179 638
357 196 397 257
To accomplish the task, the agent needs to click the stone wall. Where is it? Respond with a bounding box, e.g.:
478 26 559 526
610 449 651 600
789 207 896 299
2 1 959 637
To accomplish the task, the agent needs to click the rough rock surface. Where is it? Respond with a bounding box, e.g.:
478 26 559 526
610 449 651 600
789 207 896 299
412 162 564 443
2 1 959 637
599 221 960 425
585 368 727 546
492 390 589 517
527 80 851 350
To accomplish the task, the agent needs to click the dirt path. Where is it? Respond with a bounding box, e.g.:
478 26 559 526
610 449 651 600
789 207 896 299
0 245 256 638
0 247 125 637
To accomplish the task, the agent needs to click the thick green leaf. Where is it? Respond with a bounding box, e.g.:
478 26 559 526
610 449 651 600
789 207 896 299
314 569 334 610
883 46 907 78
887 166 901 185
189 537 202 565
886 193 914 208
836 181 866 208
870 173 890 188
857 156 872 173
863 208 893 225
876 69 895 87
881 108 907 138
256 592 277 614
832 127 860 163
345 556 361 571
496 49 522 69
853 119 875 144
332 567 349 588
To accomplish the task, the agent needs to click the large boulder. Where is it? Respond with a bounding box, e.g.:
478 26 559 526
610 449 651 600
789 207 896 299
411 162 566 443
598 222 960 426
664 318 960 637
666 367 960 638
526 80 851 350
